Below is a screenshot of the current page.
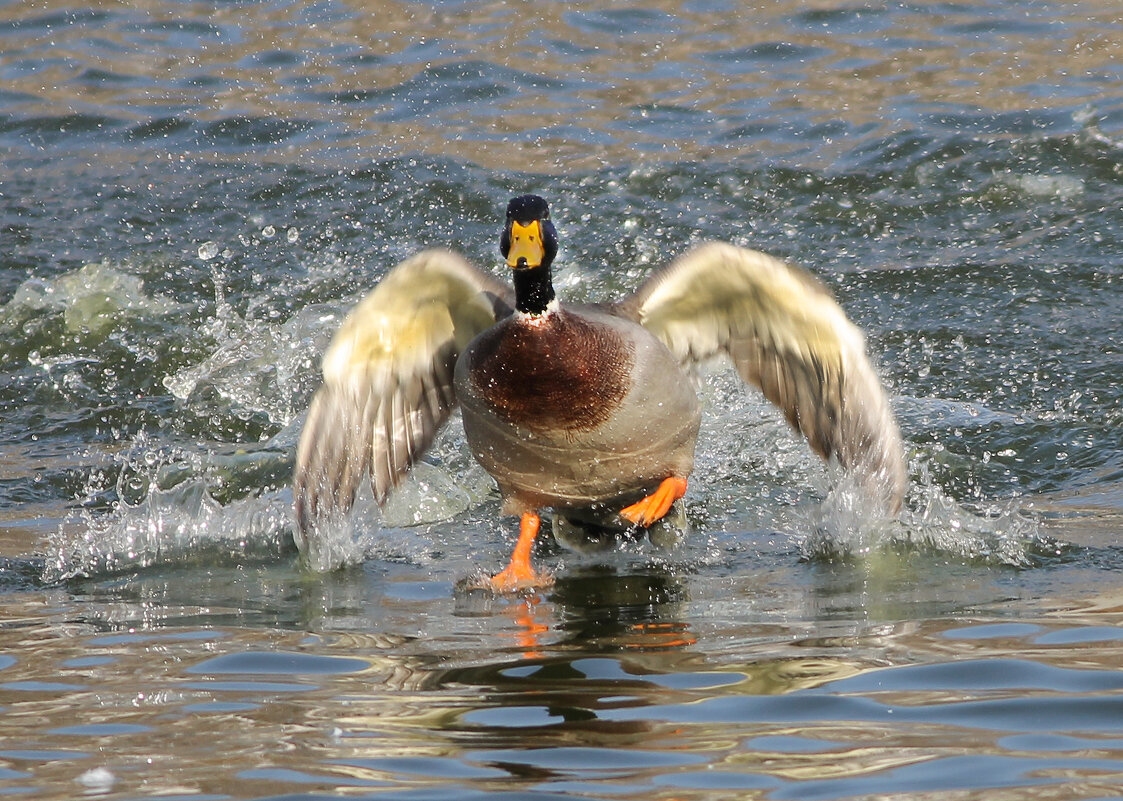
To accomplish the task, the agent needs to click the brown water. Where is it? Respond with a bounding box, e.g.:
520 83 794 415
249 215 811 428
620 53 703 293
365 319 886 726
2 0 1123 798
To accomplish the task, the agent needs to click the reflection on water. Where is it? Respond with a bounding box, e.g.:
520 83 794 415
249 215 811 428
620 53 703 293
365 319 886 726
7 557 1123 799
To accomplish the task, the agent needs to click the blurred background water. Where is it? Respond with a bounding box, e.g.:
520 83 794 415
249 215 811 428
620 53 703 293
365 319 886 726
2 1 1122 799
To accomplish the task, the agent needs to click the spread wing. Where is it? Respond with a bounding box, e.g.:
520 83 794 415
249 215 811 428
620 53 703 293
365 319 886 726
293 249 513 534
621 241 906 513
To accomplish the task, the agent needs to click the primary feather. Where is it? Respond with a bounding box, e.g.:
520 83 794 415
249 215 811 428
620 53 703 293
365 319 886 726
293 249 511 534
624 242 905 511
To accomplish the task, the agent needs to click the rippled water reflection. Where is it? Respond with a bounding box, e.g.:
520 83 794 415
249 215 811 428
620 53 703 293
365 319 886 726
2 0 1122 798
8 556 1123 799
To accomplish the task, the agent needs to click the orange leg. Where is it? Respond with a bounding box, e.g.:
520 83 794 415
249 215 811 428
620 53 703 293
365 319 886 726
488 511 554 592
619 476 688 527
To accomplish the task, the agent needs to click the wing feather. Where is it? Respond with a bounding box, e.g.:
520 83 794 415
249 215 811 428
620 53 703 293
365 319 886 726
623 241 906 513
293 249 512 535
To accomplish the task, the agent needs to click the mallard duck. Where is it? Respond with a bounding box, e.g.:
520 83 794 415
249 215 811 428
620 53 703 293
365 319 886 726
294 195 905 590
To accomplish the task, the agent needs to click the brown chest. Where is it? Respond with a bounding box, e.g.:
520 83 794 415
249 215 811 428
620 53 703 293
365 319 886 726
463 312 634 434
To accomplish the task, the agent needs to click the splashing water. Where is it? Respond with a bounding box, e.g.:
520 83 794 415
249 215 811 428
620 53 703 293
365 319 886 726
3 262 186 338
800 469 1050 568
42 436 296 583
41 336 1061 584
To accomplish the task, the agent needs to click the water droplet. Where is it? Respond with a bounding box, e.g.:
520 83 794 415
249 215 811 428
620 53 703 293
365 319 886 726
261 225 276 239
286 227 300 243
198 241 220 261
77 767 117 791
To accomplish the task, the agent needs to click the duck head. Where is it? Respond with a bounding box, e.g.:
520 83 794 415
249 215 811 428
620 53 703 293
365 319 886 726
501 195 558 315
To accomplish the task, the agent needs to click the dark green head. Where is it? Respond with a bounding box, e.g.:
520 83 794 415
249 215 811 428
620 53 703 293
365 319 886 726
500 195 558 270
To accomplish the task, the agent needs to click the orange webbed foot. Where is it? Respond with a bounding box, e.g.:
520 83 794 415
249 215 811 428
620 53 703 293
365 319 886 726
619 476 688 527
488 563 555 593
484 512 554 593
